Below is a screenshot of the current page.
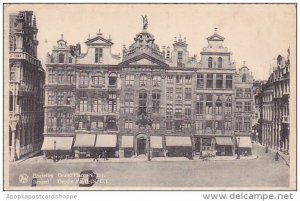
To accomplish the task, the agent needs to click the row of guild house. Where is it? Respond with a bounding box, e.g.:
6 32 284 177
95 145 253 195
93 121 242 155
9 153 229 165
41 17 255 159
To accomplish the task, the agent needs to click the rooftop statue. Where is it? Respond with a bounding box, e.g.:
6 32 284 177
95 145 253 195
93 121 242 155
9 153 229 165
142 15 148 31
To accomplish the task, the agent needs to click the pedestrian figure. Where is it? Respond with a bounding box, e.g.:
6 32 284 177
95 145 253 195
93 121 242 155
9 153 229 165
265 145 269 153
275 152 280 161
104 150 108 160
93 153 99 162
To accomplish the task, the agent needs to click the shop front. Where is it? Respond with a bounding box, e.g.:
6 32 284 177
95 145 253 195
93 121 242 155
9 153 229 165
213 137 234 156
73 134 97 158
165 136 192 157
120 135 134 158
150 136 164 157
236 136 252 155
94 134 118 158
41 136 74 159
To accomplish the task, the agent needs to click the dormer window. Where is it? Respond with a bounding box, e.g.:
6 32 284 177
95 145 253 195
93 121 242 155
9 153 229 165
58 53 64 63
208 57 212 68
95 48 103 63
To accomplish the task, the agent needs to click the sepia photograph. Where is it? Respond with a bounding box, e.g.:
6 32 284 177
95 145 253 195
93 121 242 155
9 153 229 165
3 3 296 191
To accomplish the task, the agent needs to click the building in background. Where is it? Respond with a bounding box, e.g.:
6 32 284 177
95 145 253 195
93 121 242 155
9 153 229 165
42 30 121 159
234 63 254 155
9 11 45 161
254 49 290 155
42 18 256 159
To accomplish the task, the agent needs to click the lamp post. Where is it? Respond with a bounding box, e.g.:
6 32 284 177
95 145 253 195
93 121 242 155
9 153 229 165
53 140 56 162
237 137 240 159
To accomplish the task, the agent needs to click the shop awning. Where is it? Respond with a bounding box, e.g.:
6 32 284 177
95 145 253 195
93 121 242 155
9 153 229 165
215 137 234 146
237 136 252 148
121 136 134 148
95 134 117 148
166 136 192 147
73 134 96 147
150 136 163 148
41 137 73 151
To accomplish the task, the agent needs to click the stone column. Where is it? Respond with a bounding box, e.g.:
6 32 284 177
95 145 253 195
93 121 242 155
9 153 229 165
10 130 16 162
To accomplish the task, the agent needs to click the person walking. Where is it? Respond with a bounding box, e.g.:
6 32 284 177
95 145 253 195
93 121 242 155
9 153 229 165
93 152 99 162
104 150 108 160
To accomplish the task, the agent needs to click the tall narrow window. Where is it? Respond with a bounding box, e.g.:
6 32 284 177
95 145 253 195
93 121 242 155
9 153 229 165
125 93 134 113
48 70 55 83
176 75 183 84
242 74 247 82
152 92 161 113
206 74 213 89
236 88 243 98
93 98 104 113
80 72 89 86
177 51 183 66
235 118 243 130
185 104 191 118
57 70 64 83
245 89 251 98
244 102 251 112
140 75 147 86
66 71 74 84
196 94 204 114
216 74 223 89
244 117 251 130
236 102 243 112
224 118 232 130
185 75 191 84
79 99 88 112
215 96 222 115
58 53 64 63
152 76 161 87
197 74 204 89
167 75 173 84
108 93 117 113
206 94 213 114
218 57 222 68
225 95 232 114
95 48 103 63
166 121 172 131
226 75 232 89
139 93 147 114
166 103 173 116
208 57 213 68
185 88 192 100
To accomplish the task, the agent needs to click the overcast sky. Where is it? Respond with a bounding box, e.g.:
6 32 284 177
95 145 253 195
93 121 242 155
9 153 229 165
6 4 296 80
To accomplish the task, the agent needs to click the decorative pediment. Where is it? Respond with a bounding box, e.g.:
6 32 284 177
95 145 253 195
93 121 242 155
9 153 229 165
119 53 168 67
207 33 225 41
85 36 113 46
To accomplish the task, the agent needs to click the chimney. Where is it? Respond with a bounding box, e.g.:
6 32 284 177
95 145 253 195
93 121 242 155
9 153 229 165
166 46 170 59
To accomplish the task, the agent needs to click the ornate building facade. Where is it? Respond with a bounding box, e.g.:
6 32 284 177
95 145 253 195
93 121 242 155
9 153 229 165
42 18 254 158
9 11 45 161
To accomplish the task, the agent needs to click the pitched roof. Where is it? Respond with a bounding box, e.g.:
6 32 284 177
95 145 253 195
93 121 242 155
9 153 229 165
207 33 225 41
85 36 114 46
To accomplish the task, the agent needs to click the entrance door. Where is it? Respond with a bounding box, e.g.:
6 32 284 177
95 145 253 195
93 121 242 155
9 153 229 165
137 138 146 155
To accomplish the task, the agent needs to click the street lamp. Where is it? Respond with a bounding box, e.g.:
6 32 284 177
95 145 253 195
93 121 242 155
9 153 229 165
53 140 56 162
237 137 240 159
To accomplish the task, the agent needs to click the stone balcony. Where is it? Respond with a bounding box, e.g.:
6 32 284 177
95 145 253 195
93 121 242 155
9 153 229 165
10 51 41 67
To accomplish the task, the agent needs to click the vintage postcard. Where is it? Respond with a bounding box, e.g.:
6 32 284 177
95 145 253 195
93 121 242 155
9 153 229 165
3 3 296 190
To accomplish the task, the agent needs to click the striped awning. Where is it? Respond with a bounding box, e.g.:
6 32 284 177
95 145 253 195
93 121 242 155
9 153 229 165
121 136 134 148
73 134 96 147
95 134 117 148
150 136 163 148
41 137 73 151
166 136 192 147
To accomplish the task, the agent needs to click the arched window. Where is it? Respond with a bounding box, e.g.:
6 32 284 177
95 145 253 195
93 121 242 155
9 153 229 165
218 57 222 68
93 72 103 86
208 57 212 68
109 73 117 86
242 74 247 82
58 53 64 63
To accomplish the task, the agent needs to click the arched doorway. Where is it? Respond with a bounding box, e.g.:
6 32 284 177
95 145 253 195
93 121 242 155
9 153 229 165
136 134 147 156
